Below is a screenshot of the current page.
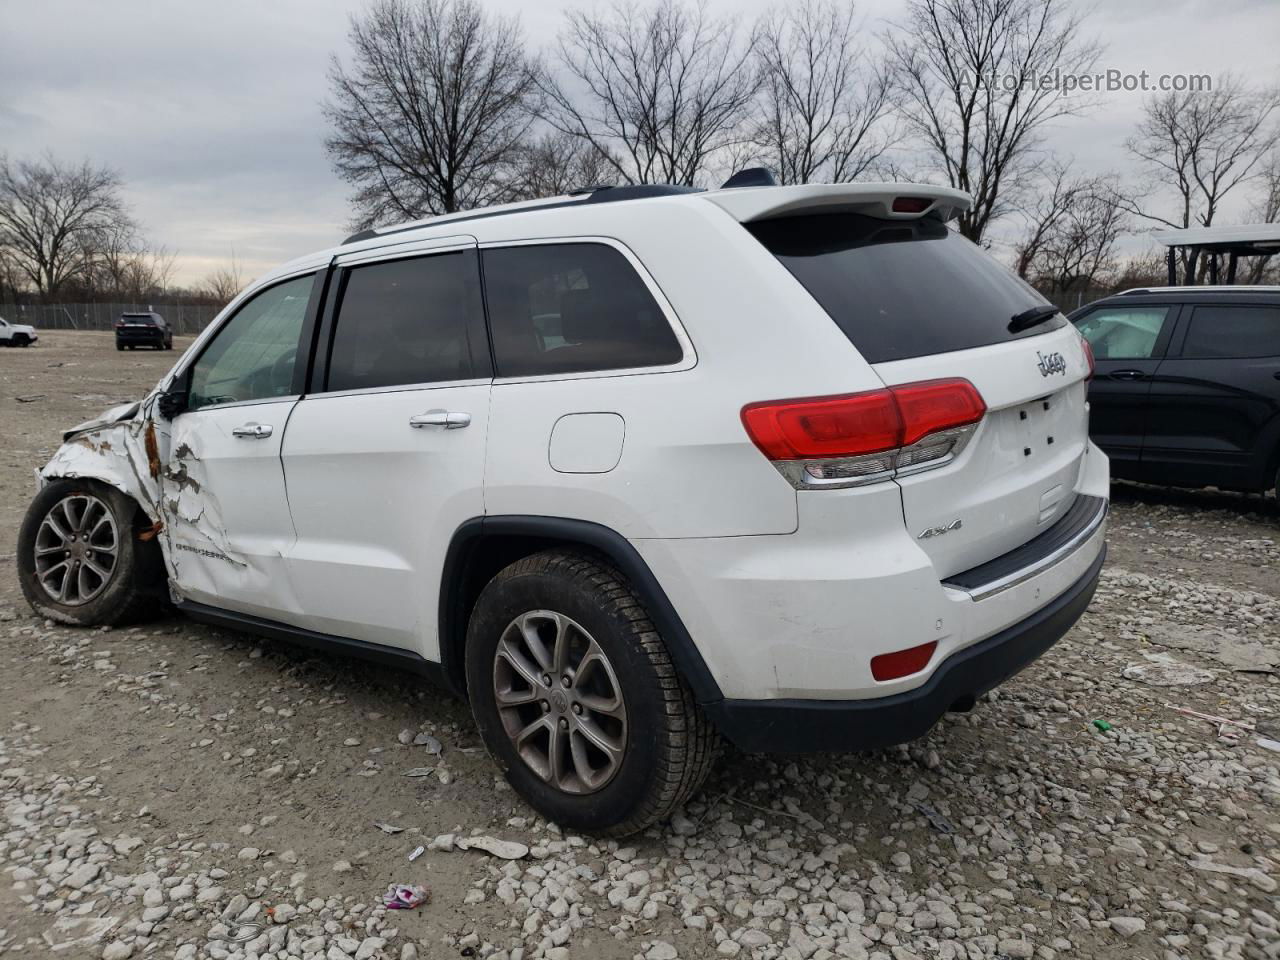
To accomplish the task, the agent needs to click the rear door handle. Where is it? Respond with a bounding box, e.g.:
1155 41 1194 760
409 410 471 430
231 423 273 439
1109 369 1147 381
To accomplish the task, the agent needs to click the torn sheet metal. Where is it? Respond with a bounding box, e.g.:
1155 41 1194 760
39 393 249 592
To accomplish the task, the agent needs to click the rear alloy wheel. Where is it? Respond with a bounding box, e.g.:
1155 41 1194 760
466 549 718 836
493 610 628 795
17 479 165 625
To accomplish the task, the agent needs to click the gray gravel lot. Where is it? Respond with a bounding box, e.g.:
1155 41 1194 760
1 332 1278 960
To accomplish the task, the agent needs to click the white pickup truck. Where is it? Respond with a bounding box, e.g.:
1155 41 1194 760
0 316 38 347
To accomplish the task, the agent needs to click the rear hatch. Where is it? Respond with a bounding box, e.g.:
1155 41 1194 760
118 315 158 336
746 208 1092 579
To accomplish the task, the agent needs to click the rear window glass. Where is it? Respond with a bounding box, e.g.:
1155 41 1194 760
1183 305 1280 359
122 314 157 324
326 252 485 392
482 243 683 377
746 213 1060 363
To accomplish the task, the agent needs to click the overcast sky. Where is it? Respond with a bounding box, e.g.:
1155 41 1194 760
2 0 1277 287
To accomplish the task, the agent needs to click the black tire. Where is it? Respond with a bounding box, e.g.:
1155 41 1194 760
116 343 124 351
17 479 166 626
128 345 135 350
465 549 718 836
14 334 30 347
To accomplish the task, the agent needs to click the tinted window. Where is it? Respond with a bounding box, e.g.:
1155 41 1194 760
326 252 484 392
188 274 313 411
483 243 682 377
1183 305 1280 359
747 213 1061 363
1074 306 1169 359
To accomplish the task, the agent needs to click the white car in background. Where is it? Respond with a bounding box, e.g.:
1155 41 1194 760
0 316 38 346
17 178 1108 835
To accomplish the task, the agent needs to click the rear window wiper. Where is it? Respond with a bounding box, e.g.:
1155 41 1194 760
1008 305 1060 334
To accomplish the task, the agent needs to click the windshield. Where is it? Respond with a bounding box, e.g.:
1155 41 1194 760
747 212 1063 363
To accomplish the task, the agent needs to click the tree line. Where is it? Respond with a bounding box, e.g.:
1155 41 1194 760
0 155 241 306
324 0 1280 294
3 0 1277 307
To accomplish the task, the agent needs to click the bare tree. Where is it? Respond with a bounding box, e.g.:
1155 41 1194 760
1244 151 1280 284
201 255 245 306
324 0 541 228
87 220 176 301
0 154 135 300
886 0 1103 243
1014 162 1126 294
1120 76 1280 282
511 132 612 200
750 0 897 185
541 0 759 187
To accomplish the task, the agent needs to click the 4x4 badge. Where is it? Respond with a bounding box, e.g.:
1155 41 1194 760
1036 351 1067 377
918 518 962 539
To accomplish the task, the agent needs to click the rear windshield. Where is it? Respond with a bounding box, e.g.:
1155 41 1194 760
121 314 156 324
746 212 1062 363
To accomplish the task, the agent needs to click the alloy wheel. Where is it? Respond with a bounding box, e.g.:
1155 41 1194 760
33 494 119 606
492 610 628 795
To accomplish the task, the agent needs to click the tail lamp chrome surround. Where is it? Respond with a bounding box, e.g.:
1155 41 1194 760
771 423 981 490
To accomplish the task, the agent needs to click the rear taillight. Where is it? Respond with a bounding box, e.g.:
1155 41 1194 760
1080 336 1095 380
741 379 986 489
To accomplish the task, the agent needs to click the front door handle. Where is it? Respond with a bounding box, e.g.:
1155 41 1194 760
409 410 471 430
1109 369 1147 381
231 423 273 439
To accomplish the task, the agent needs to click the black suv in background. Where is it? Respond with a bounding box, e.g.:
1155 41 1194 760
114 312 173 351
1070 287 1280 497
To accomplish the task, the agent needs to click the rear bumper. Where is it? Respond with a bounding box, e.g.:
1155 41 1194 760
116 330 164 343
705 546 1105 753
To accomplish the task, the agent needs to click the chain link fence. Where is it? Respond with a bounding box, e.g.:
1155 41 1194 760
0 301 222 335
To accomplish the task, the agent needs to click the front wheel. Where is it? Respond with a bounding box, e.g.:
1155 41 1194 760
17 480 166 625
465 550 717 836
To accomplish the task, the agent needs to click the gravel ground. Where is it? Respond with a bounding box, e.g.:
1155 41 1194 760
1 332 1278 960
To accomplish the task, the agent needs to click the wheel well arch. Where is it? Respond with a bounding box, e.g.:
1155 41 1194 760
437 517 722 706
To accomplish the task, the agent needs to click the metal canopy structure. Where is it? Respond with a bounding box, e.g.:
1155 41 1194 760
1151 223 1280 285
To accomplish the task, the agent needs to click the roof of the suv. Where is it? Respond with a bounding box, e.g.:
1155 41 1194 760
339 182 973 247
1116 285 1280 298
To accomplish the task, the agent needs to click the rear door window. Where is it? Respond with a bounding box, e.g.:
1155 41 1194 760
1182 305 1280 359
747 213 1061 363
482 243 683 377
1074 306 1171 359
325 251 488 392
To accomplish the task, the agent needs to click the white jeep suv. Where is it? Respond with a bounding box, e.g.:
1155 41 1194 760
17 181 1108 835
0 315 38 346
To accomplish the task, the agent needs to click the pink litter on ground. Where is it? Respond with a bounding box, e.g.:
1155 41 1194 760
383 883 430 910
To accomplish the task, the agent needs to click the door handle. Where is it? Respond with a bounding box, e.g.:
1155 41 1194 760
409 410 471 430
231 423 273 439
1109 369 1147 381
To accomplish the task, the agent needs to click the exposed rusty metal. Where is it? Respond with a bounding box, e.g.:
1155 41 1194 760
144 421 162 479
138 520 164 542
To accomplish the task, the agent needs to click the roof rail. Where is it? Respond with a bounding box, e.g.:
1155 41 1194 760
341 183 702 245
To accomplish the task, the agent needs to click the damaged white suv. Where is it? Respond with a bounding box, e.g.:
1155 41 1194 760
18 180 1108 834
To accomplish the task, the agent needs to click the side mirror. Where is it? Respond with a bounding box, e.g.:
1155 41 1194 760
157 385 189 420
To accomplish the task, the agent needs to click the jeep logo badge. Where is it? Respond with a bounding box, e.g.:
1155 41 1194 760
1036 351 1067 377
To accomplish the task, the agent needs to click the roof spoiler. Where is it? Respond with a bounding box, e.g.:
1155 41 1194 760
706 182 972 224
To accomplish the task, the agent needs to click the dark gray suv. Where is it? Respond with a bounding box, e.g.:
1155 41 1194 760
1070 286 1280 497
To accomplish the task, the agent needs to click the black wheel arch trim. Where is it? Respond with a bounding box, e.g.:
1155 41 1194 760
439 516 724 705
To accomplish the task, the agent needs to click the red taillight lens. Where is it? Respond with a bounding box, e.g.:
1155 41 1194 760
892 380 987 446
891 196 932 213
871 641 937 681
1080 336 1095 380
741 391 901 460
742 379 986 461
